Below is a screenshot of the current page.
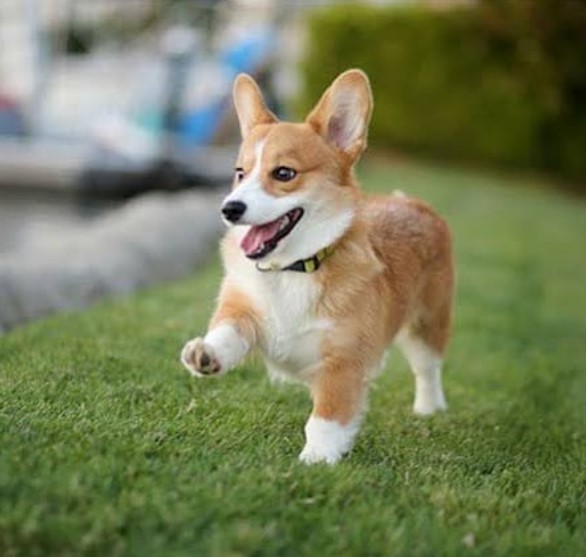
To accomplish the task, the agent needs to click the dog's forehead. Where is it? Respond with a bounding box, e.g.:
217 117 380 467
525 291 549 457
239 122 328 168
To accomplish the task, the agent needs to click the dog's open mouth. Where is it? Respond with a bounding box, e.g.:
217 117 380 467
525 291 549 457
240 208 304 259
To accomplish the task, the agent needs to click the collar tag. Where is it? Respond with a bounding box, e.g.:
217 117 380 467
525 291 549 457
255 261 282 272
255 245 335 274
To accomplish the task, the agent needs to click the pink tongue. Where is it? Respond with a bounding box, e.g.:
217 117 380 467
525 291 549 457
240 219 282 256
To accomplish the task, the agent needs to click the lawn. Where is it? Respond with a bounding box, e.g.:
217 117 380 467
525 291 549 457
1 159 585 557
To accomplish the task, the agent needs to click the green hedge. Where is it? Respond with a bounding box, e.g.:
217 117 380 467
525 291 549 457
298 2 586 185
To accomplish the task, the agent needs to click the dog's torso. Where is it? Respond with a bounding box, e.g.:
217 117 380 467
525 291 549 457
220 192 452 382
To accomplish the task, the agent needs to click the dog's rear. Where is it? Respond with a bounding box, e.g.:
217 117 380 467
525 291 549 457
181 69 454 464
365 194 454 413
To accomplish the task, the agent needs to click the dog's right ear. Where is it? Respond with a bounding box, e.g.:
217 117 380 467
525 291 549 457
233 74 278 138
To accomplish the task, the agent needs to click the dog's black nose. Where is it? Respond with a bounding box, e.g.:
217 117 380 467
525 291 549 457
221 200 247 223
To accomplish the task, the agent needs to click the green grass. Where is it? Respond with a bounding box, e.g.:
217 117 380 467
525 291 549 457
1 159 585 557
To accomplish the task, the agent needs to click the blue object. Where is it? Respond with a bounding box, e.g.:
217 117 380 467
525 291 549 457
177 31 274 145
220 32 274 75
178 99 226 146
0 98 26 137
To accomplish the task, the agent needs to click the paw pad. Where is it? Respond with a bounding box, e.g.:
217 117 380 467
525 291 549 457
181 338 221 377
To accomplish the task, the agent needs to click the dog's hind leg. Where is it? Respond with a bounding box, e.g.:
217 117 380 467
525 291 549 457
395 282 453 415
396 328 447 415
397 247 454 415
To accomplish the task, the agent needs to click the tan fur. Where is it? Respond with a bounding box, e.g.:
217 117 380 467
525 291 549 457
233 75 277 136
209 283 261 348
235 122 354 198
182 69 454 462
311 194 454 423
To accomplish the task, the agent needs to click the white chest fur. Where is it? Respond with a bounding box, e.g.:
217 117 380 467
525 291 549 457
227 259 331 381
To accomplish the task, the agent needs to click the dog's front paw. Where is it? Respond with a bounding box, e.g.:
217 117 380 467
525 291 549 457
298 444 344 465
299 416 359 465
180 338 221 377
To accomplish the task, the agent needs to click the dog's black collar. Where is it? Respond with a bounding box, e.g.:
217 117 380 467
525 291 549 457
255 246 334 273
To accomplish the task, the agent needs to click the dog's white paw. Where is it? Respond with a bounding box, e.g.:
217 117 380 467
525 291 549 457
298 416 359 465
413 394 447 416
180 338 221 377
298 444 344 465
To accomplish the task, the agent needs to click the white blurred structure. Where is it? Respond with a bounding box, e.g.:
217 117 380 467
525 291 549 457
0 1 39 110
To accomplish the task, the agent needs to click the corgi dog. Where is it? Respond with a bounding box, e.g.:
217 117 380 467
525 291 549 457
181 69 454 464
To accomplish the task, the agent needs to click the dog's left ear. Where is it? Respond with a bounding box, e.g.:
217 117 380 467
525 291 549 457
306 69 373 162
233 74 278 138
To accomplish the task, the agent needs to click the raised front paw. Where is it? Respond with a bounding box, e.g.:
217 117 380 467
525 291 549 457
180 338 222 377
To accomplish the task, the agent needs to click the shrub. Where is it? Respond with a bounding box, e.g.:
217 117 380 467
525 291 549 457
298 2 586 184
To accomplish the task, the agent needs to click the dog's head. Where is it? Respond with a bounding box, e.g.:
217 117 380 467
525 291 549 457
222 69 373 267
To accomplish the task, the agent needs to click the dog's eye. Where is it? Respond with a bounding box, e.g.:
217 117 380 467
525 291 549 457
272 166 297 182
234 168 245 182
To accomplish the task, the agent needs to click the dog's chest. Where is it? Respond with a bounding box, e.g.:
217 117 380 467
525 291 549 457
248 272 330 375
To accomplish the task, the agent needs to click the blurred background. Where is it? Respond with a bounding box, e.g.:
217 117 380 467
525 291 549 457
0 0 584 331
0 0 298 250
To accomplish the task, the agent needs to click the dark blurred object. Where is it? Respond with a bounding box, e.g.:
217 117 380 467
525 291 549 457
63 23 95 55
79 146 234 199
300 1 586 186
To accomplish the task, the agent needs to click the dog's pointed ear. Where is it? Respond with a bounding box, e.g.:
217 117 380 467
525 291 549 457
233 74 278 137
306 69 373 162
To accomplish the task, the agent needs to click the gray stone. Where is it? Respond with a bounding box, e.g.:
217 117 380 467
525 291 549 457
0 189 224 333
